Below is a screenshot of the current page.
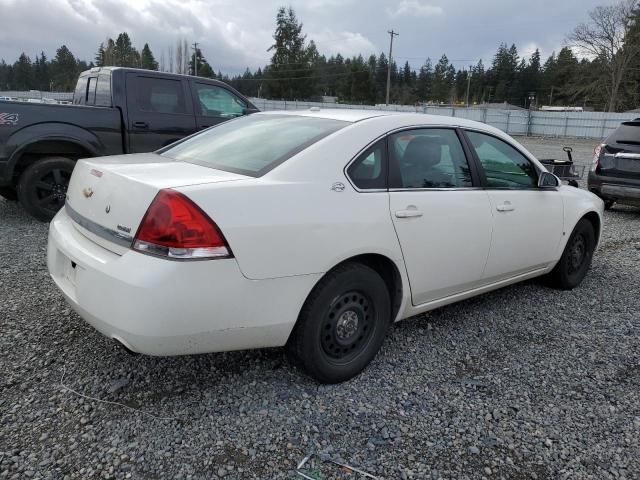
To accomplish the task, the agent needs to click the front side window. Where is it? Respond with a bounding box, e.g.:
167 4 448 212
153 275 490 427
133 77 187 114
347 139 387 189
194 83 246 118
161 114 347 177
466 131 537 188
389 128 473 189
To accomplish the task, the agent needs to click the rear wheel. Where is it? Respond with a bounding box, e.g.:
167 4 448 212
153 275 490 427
17 157 75 221
0 186 18 201
286 263 391 384
547 219 595 290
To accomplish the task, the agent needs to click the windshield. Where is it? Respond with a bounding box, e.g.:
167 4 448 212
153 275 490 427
161 114 348 176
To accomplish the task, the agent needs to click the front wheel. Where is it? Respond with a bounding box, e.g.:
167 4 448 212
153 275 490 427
547 219 596 290
17 157 75 222
286 263 391 384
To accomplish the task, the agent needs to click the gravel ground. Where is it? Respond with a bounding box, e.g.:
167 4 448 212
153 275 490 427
1 145 639 479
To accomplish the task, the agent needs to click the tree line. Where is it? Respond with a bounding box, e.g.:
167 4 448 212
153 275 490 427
1 1 638 112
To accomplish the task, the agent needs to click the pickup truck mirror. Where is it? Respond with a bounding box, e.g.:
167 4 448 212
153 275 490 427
538 171 560 189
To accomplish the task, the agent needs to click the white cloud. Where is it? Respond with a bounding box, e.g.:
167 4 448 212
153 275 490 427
388 0 443 18
310 29 377 58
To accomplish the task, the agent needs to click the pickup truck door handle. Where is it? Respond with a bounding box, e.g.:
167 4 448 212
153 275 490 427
133 121 149 129
496 201 515 212
395 208 423 218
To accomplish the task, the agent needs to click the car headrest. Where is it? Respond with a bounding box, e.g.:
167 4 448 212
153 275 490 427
403 137 442 168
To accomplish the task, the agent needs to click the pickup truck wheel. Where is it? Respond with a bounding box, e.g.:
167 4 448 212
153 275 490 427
17 157 75 222
547 219 595 290
286 263 391 384
0 186 18 201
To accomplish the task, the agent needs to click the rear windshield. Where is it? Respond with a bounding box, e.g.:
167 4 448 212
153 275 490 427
607 121 640 146
160 114 348 176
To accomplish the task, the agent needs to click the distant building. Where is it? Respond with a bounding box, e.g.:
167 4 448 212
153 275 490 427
540 106 584 112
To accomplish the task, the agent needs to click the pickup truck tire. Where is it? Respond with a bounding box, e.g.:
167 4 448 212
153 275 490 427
17 157 75 222
0 186 18 201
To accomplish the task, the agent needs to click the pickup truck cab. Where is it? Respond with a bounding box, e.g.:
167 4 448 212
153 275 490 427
0 67 258 220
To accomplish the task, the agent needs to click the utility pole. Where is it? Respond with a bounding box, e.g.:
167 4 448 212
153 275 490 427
465 65 472 108
386 29 399 106
192 42 199 76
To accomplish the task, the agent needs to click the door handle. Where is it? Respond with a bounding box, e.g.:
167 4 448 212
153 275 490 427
395 209 423 218
496 201 515 212
133 121 149 129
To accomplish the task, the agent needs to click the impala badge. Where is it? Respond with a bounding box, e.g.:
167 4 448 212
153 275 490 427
83 187 94 198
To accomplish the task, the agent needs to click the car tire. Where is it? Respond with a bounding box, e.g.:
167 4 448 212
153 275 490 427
604 199 615 210
547 218 596 290
0 186 18 201
17 157 75 222
286 262 391 384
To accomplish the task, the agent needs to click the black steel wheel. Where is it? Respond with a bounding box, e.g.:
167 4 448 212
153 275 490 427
547 218 596 290
17 157 75 221
287 262 391 383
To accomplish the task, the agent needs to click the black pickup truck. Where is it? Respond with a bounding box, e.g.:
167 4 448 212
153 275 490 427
0 67 258 220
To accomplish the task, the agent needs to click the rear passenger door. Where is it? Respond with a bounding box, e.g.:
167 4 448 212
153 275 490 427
190 81 248 130
388 128 493 305
126 73 197 153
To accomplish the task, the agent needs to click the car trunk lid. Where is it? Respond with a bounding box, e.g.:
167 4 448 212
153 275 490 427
65 153 247 254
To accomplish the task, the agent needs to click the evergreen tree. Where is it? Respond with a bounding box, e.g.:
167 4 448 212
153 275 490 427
50 45 78 91
140 43 158 71
13 53 33 90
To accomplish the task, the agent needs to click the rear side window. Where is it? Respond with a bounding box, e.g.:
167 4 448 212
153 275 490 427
161 114 347 177
86 77 97 105
95 74 111 107
347 139 387 189
389 128 473 189
73 77 88 105
133 76 187 114
466 131 537 188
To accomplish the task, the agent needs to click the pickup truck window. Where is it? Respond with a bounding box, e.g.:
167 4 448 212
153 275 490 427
194 83 246 118
87 77 97 105
133 76 187 114
73 77 87 105
95 74 111 107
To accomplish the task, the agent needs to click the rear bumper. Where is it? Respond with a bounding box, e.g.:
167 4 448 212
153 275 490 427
588 172 640 203
47 207 321 355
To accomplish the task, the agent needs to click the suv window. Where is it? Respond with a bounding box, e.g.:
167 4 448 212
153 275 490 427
194 83 246 118
347 140 387 189
389 129 473 188
133 76 187 114
606 121 640 147
466 131 537 188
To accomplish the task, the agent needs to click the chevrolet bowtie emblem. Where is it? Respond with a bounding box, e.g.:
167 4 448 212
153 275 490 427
83 187 94 198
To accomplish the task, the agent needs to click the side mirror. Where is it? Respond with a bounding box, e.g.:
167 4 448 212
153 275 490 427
538 171 560 188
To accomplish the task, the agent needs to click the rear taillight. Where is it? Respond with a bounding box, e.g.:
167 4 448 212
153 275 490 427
591 143 605 172
133 189 232 260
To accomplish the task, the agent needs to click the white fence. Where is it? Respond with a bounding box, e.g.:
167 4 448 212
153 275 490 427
249 98 639 140
2 91 636 139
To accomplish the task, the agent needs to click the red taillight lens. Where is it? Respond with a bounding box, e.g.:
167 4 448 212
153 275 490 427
591 143 605 172
133 189 231 260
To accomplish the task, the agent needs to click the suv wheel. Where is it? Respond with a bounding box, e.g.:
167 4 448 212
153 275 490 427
17 157 75 222
547 219 596 290
286 263 391 383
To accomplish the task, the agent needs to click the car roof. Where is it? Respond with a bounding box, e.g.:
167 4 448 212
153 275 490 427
256 108 502 134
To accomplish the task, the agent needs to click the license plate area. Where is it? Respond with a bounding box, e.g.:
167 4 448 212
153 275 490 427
63 257 77 287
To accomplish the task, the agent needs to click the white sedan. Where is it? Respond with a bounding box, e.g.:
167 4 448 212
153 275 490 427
47 110 604 383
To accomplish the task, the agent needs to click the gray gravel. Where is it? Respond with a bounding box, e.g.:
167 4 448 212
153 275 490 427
1 146 639 479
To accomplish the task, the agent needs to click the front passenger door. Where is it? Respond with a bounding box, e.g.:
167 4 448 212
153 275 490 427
464 130 564 281
191 82 247 131
388 128 493 305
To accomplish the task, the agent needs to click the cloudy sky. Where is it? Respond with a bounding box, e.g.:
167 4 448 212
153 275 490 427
0 0 618 74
